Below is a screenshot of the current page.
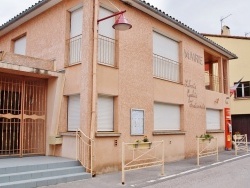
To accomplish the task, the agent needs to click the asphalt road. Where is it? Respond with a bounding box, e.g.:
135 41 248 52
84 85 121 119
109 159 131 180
145 156 250 188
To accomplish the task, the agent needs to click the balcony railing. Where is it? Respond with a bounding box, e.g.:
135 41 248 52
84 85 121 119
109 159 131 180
204 72 220 92
98 35 115 66
153 54 180 83
66 35 82 66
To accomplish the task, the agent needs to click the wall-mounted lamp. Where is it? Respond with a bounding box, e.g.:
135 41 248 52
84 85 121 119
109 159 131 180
97 10 132 31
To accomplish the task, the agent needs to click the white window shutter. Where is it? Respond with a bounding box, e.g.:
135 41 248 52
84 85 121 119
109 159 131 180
206 109 220 130
154 103 180 130
97 96 114 131
70 7 83 38
153 32 179 62
99 7 115 39
68 95 80 131
14 36 26 55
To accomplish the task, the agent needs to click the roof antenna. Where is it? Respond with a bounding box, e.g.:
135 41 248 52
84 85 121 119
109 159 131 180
245 32 250 37
220 14 232 34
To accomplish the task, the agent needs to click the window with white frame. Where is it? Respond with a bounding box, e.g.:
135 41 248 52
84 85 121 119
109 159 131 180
97 96 114 131
153 31 180 82
235 81 250 98
67 95 80 131
14 36 26 55
98 7 115 66
206 109 221 130
69 7 83 65
154 102 180 130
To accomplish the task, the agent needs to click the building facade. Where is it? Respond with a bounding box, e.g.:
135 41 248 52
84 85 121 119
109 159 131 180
205 27 250 137
0 0 236 173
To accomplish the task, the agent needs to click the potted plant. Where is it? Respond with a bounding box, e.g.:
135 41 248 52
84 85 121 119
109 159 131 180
133 136 152 149
233 131 243 140
198 133 214 142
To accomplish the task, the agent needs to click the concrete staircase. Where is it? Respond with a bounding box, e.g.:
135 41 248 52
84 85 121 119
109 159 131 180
0 156 91 188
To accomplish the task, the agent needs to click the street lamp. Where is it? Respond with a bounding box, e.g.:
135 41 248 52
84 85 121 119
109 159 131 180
97 10 132 31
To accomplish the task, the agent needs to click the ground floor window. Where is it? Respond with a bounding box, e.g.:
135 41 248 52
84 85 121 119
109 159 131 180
97 95 114 131
67 94 80 131
154 102 180 130
206 109 221 130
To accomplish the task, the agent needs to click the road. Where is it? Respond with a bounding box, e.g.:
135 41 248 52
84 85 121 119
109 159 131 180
145 156 250 188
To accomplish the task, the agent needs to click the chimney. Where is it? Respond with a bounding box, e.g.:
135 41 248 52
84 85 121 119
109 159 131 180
221 25 230 36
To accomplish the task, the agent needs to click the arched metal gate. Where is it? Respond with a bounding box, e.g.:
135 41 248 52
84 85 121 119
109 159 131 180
0 74 46 157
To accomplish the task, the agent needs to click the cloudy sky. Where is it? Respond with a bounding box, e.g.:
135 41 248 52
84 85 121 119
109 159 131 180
1 0 250 37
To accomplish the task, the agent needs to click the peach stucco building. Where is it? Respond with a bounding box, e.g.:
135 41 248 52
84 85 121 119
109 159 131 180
0 0 237 174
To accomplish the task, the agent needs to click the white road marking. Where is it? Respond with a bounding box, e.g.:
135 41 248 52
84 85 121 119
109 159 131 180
130 153 250 187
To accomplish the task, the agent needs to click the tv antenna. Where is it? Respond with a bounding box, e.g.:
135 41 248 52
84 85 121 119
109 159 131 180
220 14 232 33
245 32 250 37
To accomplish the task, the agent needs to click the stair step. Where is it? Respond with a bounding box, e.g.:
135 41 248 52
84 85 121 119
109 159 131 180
0 161 81 175
0 166 84 183
0 172 91 188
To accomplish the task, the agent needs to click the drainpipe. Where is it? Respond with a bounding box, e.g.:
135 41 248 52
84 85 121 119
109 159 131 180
91 0 98 141
90 0 99 175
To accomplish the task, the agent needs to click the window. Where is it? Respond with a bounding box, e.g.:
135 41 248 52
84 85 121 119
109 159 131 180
206 109 220 130
235 81 250 98
67 95 80 131
97 96 114 131
69 7 83 65
98 7 115 66
14 36 26 55
153 31 180 82
154 102 180 130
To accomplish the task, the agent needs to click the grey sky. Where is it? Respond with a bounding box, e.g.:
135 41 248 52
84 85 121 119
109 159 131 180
1 0 250 36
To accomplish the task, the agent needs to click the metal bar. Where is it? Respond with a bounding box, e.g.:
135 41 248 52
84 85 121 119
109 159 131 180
97 10 126 23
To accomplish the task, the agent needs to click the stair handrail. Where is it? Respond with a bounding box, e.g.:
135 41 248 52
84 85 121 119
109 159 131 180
76 128 94 176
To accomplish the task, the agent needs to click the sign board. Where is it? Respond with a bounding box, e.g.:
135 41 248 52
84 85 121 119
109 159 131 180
131 109 144 135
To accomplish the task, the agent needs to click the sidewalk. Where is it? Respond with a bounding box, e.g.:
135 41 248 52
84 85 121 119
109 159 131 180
43 149 250 188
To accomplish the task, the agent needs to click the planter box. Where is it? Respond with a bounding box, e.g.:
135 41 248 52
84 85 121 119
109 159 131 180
48 135 63 145
233 135 244 140
133 142 152 149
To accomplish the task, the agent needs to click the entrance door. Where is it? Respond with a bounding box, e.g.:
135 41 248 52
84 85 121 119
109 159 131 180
0 74 46 157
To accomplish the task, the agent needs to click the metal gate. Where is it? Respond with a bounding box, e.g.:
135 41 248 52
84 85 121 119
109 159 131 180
0 74 47 157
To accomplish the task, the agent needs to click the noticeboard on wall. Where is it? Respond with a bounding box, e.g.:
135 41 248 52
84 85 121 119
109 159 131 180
130 109 144 135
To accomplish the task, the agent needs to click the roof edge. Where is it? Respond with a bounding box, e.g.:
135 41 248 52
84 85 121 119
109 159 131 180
124 0 237 60
0 0 62 37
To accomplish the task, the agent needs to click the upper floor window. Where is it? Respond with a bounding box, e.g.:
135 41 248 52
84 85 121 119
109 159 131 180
68 7 83 65
153 31 180 82
98 7 116 66
235 81 250 98
14 36 26 55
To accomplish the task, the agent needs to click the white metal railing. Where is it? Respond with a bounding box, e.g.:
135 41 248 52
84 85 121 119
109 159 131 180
233 134 248 155
196 137 218 166
98 35 115 66
68 35 82 65
76 129 94 176
153 54 180 83
204 72 221 92
121 141 164 185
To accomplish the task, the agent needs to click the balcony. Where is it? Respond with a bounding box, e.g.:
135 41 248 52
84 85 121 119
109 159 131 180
205 72 221 92
98 35 115 66
153 54 181 83
0 52 54 71
66 35 82 66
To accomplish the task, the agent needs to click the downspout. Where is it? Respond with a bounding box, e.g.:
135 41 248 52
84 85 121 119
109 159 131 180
90 0 99 174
